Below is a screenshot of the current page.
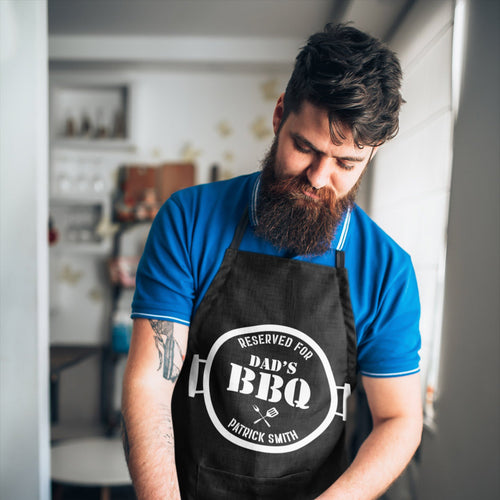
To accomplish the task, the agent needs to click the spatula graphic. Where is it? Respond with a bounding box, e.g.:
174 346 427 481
253 405 279 426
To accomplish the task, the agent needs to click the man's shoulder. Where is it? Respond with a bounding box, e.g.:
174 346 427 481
349 205 412 262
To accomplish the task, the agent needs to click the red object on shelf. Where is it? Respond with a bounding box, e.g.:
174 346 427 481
115 163 195 222
156 162 195 203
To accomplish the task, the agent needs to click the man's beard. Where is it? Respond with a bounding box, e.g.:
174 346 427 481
255 137 361 256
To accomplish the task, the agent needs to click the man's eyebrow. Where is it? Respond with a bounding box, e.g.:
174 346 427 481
291 133 366 162
336 155 366 162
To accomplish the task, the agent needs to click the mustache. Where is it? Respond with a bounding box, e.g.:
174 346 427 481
261 169 337 211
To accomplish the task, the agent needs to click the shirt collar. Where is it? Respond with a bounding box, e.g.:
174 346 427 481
249 173 261 227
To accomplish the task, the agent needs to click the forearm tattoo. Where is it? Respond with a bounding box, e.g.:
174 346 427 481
149 319 182 382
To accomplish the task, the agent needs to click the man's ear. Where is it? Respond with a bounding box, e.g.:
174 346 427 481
272 93 285 134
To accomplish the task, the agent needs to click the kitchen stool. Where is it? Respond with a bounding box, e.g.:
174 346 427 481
51 436 131 500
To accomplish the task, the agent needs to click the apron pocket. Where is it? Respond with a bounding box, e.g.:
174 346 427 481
196 463 311 500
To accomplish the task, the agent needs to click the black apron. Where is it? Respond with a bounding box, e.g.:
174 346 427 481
172 209 357 500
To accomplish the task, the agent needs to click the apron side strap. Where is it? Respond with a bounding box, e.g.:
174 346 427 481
229 207 249 250
335 250 345 269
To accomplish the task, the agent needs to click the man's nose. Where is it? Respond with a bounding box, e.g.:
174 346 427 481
306 155 331 189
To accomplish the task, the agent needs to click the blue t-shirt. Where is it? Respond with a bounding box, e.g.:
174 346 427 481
132 172 421 378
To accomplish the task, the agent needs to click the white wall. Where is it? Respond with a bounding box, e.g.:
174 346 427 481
369 0 455 404
130 68 291 183
417 1 500 498
0 1 50 499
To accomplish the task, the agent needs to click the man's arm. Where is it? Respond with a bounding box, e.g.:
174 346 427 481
316 373 423 500
121 318 189 500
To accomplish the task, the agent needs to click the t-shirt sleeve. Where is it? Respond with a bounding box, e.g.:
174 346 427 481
357 254 421 378
131 195 194 325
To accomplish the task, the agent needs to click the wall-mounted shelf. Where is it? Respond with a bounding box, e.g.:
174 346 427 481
52 138 136 152
50 81 135 151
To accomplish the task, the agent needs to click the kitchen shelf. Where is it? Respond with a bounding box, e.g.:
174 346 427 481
50 82 134 151
52 138 136 152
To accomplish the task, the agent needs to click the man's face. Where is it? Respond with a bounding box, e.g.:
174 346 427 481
272 96 375 199
255 96 376 256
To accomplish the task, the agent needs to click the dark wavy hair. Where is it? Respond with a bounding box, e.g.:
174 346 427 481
283 23 404 147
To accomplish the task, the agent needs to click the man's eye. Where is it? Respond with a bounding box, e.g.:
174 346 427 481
338 161 355 171
294 140 311 154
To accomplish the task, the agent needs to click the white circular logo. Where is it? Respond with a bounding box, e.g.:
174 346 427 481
201 324 339 453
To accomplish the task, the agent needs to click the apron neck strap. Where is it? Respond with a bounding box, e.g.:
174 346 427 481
230 207 249 250
335 250 345 269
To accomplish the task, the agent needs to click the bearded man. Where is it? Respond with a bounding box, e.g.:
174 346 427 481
122 24 423 500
